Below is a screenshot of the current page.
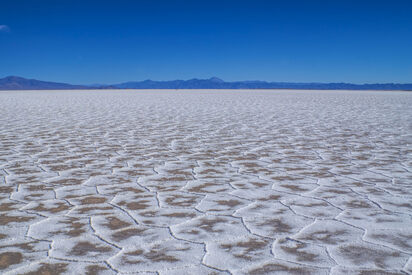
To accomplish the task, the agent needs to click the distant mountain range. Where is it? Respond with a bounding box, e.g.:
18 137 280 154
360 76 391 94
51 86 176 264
0 76 88 90
1 76 411 91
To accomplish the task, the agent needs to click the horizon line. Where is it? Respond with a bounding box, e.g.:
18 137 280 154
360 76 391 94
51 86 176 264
2 75 412 86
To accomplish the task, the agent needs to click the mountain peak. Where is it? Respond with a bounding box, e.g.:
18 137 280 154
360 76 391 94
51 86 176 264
4 76 26 81
209 77 224 82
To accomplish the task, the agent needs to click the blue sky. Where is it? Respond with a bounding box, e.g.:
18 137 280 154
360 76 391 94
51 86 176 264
1 0 411 84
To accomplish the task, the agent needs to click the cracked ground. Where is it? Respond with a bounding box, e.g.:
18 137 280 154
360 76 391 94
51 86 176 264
0 89 411 274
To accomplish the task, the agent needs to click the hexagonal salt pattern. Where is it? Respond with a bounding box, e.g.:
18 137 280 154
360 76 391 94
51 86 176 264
0 89 411 274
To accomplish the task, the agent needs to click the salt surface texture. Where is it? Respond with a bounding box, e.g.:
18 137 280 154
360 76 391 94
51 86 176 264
0 89 411 274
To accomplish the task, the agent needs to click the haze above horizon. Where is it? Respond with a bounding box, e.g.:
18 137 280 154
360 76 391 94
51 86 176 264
1 0 411 84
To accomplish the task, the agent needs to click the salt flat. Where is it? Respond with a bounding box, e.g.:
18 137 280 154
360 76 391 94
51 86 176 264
0 89 411 274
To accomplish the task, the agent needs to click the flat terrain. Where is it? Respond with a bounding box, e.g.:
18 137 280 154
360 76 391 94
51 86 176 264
0 89 411 274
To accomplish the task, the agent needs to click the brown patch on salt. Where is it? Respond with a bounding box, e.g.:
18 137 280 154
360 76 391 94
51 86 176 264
103 216 131 230
124 187 144 194
0 202 19 212
0 214 34 226
75 206 113 214
277 239 318 262
31 202 70 214
198 169 221 174
118 200 151 210
0 242 38 252
26 185 52 191
279 184 309 192
369 232 412 250
338 244 401 269
85 264 108 275
139 210 157 217
124 244 186 263
345 199 374 209
187 183 230 193
0 252 22 270
216 199 242 207
326 188 351 195
8 167 41 175
80 196 107 204
155 176 188 182
55 218 87 237
195 217 226 233
358 270 404 275
23 262 68 275
163 212 196 218
112 228 146 242
251 181 268 188
0 186 13 194
164 195 199 207
248 262 313 275
49 178 83 186
259 194 282 201
70 241 112 256
259 218 292 234
298 229 348 245
220 238 268 260
163 169 193 177
271 175 304 181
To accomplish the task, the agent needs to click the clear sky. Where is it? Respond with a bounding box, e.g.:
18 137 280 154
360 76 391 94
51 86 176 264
1 0 411 84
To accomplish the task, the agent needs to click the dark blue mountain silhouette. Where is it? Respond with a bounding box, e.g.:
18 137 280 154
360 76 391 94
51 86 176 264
1 76 411 90
0 76 88 90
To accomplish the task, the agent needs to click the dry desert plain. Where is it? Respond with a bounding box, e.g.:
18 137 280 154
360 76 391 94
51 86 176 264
0 89 411 274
